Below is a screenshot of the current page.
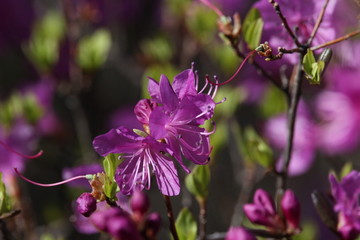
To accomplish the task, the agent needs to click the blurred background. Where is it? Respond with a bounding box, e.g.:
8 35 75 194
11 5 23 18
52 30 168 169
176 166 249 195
0 0 359 239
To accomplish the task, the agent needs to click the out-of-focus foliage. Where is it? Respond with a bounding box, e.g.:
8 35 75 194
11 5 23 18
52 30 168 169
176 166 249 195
77 29 111 71
242 8 264 50
185 165 211 199
24 12 65 72
174 208 197 240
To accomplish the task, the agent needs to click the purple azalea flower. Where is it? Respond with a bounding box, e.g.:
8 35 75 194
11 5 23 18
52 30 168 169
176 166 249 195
93 126 180 196
316 66 360 155
264 101 316 176
148 70 217 170
329 171 360 240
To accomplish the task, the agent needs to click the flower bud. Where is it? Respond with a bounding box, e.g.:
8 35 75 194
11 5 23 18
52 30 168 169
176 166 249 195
134 99 157 125
253 189 276 215
76 192 97 217
225 227 257 240
107 214 142 240
145 212 162 238
90 207 123 232
281 189 301 231
130 190 150 215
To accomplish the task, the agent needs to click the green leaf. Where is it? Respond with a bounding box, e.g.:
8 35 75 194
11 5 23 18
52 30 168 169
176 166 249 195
243 127 273 167
185 165 211 199
175 208 197 240
77 29 111 70
141 36 173 63
242 8 264 49
24 12 65 72
102 154 122 199
0 173 11 215
303 49 325 85
303 49 316 76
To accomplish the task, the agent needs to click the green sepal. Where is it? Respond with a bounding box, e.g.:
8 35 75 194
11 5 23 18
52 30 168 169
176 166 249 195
77 29 111 71
133 129 148 137
174 208 197 240
340 162 353 179
185 165 210 199
242 8 264 49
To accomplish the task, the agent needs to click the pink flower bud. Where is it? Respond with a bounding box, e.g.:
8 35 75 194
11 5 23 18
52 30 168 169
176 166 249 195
107 214 142 240
281 189 301 231
244 189 279 228
76 192 97 217
225 227 257 240
134 99 157 125
130 190 150 215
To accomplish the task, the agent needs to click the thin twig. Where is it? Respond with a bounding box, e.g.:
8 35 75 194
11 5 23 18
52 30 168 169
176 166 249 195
276 52 305 196
311 30 360 51
307 0 330 46
163 195 179 240
269 0 301 47
198 198 207 240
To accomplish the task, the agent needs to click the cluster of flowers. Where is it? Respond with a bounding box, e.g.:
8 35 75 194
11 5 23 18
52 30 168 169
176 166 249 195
93 67 219 196
77 190 161 239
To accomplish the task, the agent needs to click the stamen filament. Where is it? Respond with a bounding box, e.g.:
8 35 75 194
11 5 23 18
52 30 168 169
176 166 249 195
14 168 89 187
0 141 43 159
207 50 257 86
198 0 224 17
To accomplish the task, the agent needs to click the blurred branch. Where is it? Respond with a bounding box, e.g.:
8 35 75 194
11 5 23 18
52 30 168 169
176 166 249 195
307 0 330 46
163 195 179 240
269 0 301 47
310 29 360 51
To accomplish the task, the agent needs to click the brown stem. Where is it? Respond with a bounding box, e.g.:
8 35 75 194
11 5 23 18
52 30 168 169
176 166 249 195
307 0 330 46
310 30 360 51
163 195 179 240
269 0 301 47
230 164 257 226
198 198 207 240
276 52 305 197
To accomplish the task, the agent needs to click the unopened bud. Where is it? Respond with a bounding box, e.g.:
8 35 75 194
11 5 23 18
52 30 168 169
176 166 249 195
281 189 301 232
107 214 142 240
76 192 97 217
134 99 157 125
225 227 256 240
130 190 150 215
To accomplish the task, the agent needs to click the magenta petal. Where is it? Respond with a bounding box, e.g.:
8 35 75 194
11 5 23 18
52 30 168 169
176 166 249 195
93 127 142 156
152 152 180 196
159 74 178 112
172 69 197 99
149 107 169 140
254 189 276 215
147 77 160 102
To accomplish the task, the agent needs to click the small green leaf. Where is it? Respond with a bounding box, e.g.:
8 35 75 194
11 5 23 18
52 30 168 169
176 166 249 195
293 221 317 240
77 29 111 70
243 127 273 167
24 12 65 72
303 49 316 76
242 8 264 49
102 154 122 199
185 165 210 199
141 36 173 63
0 173 12 215
260 84 287 118
175 208 197 240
